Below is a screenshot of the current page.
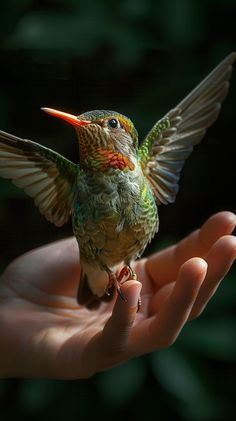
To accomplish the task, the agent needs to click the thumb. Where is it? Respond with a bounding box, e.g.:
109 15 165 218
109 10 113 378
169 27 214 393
101 280 142 357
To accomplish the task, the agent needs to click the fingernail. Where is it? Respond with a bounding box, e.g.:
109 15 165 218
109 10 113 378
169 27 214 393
125 281 142 308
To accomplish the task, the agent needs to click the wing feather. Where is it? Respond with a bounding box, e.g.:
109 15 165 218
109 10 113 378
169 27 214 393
139 52 236 204
0 130 78 226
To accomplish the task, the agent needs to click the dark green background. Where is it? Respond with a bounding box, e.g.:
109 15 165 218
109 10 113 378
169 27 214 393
0 0 235 420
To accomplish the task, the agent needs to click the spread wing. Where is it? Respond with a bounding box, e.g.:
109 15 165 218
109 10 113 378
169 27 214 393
138 52 236 205
0 130 78 226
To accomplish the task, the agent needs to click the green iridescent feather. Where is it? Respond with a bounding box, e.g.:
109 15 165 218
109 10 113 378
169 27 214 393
0 52 235 308
138 116 171 167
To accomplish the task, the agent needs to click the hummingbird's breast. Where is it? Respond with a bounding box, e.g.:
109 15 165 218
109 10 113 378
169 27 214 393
72 162 158 267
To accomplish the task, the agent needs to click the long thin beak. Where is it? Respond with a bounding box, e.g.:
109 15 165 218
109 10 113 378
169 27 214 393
41 107 91 127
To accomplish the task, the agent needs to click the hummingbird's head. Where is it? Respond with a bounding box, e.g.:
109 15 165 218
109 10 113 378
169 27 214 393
41 108 138 171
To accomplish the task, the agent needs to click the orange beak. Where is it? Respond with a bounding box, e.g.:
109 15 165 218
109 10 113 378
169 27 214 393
41 107 91 127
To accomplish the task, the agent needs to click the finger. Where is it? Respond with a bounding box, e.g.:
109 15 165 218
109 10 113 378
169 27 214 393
148 282 175 315
94 280 142 370
146 211 236 287
189 235 236 319
5 237 80 296
131 258 207 355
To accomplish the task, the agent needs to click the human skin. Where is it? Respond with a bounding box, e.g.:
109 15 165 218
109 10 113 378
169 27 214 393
0 211 235 379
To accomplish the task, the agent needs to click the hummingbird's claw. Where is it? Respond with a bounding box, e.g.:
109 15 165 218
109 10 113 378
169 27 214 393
117 265 131 284
116 285 127 302
107 267 141 307
117 265 140 310
117 265 137 283
107 272 127 302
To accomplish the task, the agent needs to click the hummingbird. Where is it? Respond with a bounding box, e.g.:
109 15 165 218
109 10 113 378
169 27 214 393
0 53 235 309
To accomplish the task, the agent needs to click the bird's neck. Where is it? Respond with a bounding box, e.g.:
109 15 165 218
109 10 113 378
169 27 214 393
80 146 135 172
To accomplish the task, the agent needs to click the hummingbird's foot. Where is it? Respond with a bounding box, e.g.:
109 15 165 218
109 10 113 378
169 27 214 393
118 265 141 312
117 265 137 283
117 265 131 284
107 272 127 302
105 266 140 306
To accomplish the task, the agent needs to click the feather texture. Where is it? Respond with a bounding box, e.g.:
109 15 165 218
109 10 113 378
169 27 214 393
0 130 78 226
139 52 236 205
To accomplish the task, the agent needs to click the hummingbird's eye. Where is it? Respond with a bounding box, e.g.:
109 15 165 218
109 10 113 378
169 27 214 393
108 118 119 129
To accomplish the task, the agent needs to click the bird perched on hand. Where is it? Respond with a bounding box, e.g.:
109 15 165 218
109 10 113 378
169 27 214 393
0 53 235 309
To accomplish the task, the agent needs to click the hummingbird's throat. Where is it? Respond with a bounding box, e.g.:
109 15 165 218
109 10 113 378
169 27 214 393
81 148 135 172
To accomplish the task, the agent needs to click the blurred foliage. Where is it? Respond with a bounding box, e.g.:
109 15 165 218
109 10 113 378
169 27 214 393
0 0 236 420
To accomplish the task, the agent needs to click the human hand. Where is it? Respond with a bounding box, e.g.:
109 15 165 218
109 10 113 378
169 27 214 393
0 211 235 379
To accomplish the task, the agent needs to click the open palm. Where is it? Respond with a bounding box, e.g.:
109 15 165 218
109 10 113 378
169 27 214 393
0 211 235 379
